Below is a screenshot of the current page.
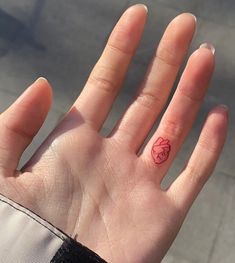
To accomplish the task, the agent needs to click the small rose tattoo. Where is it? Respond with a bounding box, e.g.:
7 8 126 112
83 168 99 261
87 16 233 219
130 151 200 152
151 137 171 165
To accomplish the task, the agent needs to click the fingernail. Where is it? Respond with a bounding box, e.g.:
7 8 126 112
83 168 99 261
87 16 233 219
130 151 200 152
211 104 229 119
17 77 48 103
188 13 197 23
218 104 229 112
128 4 148 13
34 77 48 83
142 4 148 13
200 43 215 55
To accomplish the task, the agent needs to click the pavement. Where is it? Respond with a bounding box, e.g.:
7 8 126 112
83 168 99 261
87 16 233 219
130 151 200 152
0 1 234 262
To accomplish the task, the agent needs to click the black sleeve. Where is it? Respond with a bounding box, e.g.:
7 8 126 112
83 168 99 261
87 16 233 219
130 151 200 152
51 237 107 263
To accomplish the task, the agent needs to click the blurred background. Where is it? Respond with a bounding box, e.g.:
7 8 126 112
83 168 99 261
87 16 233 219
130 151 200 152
0 1 234 262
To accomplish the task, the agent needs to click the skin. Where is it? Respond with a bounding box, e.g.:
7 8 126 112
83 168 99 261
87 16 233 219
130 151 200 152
0 4 229 263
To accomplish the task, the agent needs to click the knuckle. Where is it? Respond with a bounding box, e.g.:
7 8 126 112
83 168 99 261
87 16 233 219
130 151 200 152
88 65 118 94
178 87 204 104
108 27 134 56
185 165 207 187
2 107 37 140
4 121 32 140
107 41 133 56
160 119 184 139
197 134 219 154
135 91 162 112
156 42 181 68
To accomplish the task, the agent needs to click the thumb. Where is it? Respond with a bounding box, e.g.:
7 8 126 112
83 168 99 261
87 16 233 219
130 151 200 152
0 78 52 176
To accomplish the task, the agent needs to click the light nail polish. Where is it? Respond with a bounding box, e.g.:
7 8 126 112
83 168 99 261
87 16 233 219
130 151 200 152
188 13 197 22
200 43 215 55
218 104 229 112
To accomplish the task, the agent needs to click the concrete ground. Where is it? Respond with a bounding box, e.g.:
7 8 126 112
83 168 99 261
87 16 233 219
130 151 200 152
0 1 234 262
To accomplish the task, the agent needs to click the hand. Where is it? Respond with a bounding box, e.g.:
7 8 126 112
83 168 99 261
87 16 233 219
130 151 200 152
0 4 228 263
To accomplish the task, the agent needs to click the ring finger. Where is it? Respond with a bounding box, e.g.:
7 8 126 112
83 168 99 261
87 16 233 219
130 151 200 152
141 44 215 181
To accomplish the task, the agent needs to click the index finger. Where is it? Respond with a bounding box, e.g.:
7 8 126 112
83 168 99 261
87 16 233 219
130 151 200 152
74 4 148 130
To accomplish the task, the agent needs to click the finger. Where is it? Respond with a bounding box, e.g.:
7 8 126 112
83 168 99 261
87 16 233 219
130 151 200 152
141 45 215 181
111 13 196 150
0 78 52 175
167 105 228 214
74 4 147 130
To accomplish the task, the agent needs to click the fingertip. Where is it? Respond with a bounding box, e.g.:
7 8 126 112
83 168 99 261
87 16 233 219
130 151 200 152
11 77 53 125
0 78 53 171
160 12 197 56
187 13 197 23
184 46 215 83
193 45 216 75
208 105 229 122
35 76 49 84
109 2 147 52
171 12 197 29
177 12 197 21
207 105 229 130
121 3 148 27
34 77 53 96
210 104 229 115
192 45 215 62
32 77 53 108
16 77 53 105
200 43 215 55
126 4 148 14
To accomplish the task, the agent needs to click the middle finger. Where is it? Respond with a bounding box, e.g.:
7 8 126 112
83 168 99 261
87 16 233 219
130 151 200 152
111 13 196 151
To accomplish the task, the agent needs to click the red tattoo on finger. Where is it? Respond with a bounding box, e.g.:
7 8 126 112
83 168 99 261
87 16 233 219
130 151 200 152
151 137 171 165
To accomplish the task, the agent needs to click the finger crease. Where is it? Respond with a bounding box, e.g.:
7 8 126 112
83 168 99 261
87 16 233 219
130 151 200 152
88 74 118 95
107 42 133 57
155 52 180 68
135 91 162 112
178 88 204 103
3 122 33 141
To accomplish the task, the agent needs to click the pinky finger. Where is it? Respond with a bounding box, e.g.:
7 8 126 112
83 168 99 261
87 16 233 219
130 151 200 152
167 105 229 214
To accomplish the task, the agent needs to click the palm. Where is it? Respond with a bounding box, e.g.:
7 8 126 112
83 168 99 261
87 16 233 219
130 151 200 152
0 5 227 263
2 123 178 262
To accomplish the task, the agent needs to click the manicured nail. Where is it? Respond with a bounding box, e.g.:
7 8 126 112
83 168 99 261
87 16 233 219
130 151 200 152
218 104 229 112
200 43 215 55
188 13 197 23
141 4 148 13
34 77 48 83
128 4 148 13
215 104 229 120
16 77 48 104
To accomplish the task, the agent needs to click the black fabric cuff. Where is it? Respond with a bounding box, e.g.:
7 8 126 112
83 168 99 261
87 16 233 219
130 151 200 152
51 237 107 263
